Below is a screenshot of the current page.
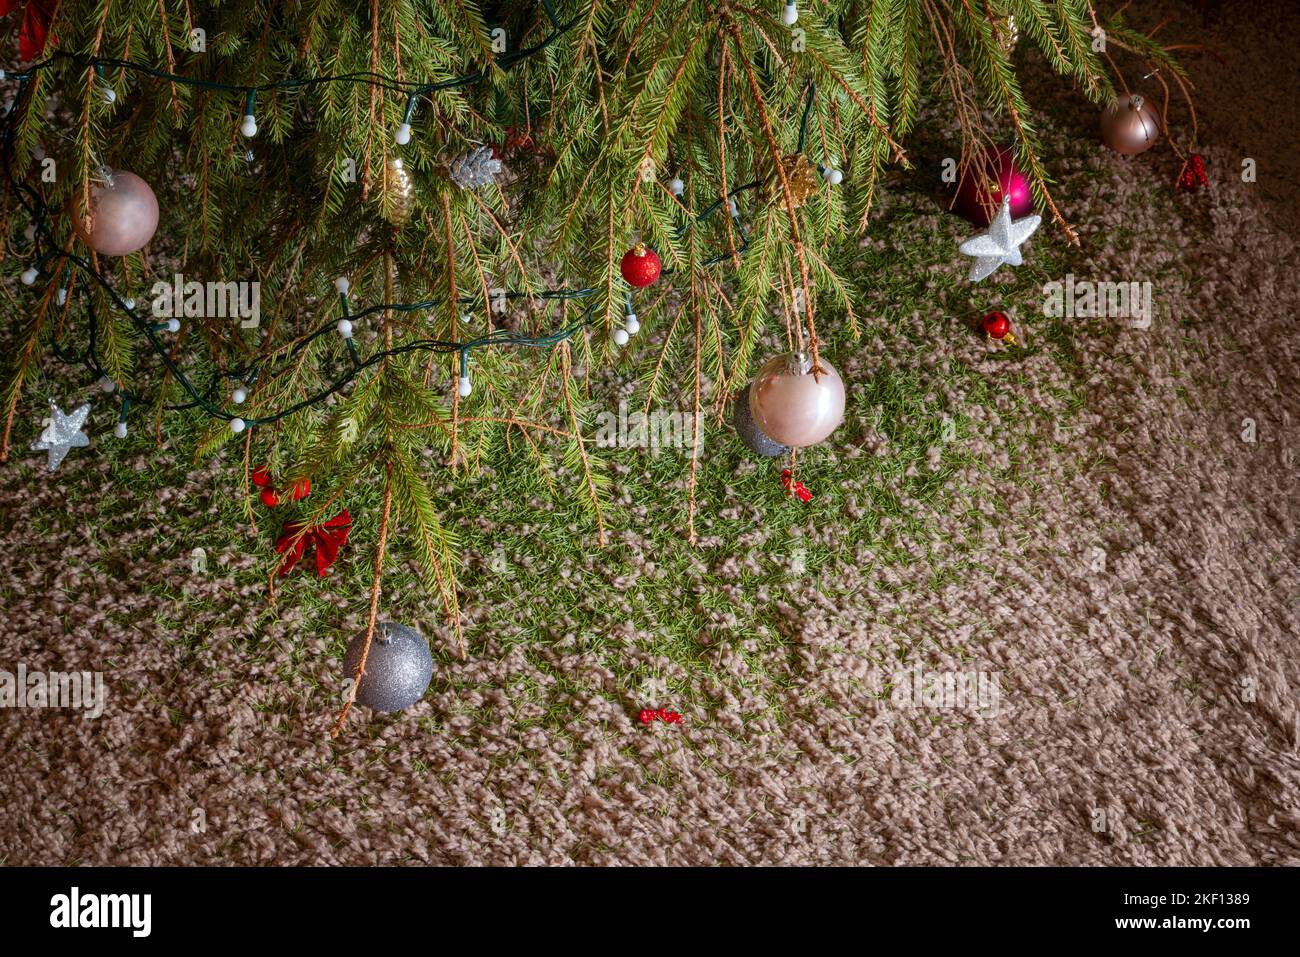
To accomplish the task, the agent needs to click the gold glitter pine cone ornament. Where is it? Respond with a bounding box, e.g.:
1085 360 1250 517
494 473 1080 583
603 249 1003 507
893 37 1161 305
762 154 818 210
380 156 416 226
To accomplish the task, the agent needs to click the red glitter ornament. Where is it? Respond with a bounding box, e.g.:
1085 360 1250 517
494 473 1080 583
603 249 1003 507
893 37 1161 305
952 145 1034 227
620 243 661 287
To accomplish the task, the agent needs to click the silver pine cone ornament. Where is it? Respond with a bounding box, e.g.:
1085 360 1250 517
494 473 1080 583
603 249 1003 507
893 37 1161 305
448 145 503 189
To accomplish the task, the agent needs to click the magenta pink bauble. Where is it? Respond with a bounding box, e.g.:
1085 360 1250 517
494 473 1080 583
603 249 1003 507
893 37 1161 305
952 144 1033 227
1100 93 1161 156
748 352 846 448
75 170 159 256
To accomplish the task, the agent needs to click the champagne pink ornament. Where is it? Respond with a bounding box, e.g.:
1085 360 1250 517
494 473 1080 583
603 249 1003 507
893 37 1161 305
1100 93 1161 156
74 170 159 256
748 352 845 448
952 144 1033 227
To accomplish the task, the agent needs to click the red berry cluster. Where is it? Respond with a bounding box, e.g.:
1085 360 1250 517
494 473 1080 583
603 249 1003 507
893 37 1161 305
251 466 310 507
1176 154 1209 192
640 708 683 725
780 469 813 503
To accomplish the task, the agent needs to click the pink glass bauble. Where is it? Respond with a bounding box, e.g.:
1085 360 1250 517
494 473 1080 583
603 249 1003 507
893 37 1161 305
1100 94 1161 156
76 170 159 256
952 144 1033 226
748 352 845 449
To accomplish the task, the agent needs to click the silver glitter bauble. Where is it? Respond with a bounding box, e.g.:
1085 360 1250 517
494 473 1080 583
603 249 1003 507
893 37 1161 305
732 383 789 457
343 621 433 713
448 146 503 189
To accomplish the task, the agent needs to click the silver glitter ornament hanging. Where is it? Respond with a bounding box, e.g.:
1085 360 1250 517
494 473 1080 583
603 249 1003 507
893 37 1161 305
30 400 91 471
343 621 433 713
732 383 790 457
448 146 503 190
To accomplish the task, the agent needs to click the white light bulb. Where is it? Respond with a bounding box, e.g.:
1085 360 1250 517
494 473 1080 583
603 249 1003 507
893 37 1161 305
782 2 798 26
395 123 412 145
114 421 128 439
230 417 246 434
728 198 739 217
23 225 35 240
625 314 640 335
669 177 684 196
613 328 630 347
457 375 472 397
123 297 136 310
232 386 248 404
831 169 844 185
240 114 258 137
166 318 180 332
334 277 350 295
20 267 38 285
56 288 67 305
103 88 117 104
337 319 353 338
822 166 834 181
99 376 116 393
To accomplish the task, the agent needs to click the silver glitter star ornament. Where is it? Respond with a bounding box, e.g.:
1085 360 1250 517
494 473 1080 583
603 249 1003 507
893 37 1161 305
958 196 1041 282
31 400 91 471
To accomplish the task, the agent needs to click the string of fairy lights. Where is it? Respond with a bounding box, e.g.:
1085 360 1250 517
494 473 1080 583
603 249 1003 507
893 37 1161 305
2 7 841 438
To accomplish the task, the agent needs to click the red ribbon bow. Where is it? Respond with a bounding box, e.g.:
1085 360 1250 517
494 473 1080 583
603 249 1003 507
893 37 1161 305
1176 154 1209 192
1 0 59 60
274 510 352 577
781 469 813 503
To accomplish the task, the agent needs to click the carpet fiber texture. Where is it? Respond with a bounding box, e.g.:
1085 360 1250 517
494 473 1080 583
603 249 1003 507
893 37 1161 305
1 0 1297 865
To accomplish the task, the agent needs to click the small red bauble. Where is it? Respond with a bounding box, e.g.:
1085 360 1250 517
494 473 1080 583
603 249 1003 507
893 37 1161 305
620 243 661 287
251 466 273 488
260 488 280 508
982 311 1011 339
289 478 311 501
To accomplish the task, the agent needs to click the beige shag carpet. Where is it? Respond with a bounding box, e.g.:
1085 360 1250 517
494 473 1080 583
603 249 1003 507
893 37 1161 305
1 0 1297 865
